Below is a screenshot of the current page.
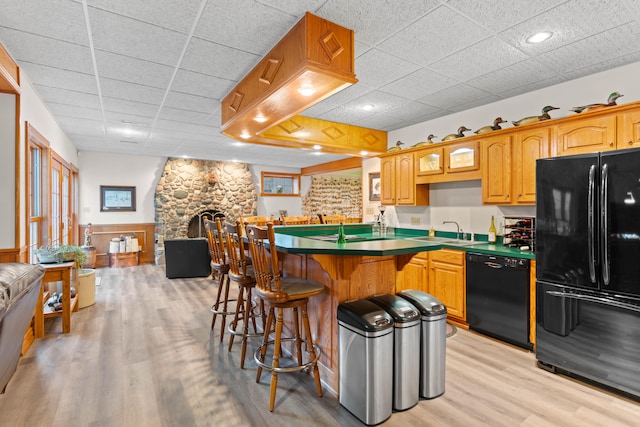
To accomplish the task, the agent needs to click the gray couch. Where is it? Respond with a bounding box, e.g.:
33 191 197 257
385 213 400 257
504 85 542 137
0 263 44 393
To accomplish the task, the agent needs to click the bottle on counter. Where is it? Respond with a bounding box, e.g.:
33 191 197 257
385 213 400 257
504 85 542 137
429 225 435 238
337 222 346 246
488 216 497 244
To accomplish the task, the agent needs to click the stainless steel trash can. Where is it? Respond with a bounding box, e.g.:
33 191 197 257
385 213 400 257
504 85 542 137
368 293 421 411
338 299 393 425
397 290 447 399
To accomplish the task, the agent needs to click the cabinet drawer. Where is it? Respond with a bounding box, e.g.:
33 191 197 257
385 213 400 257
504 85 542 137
429 249 464 265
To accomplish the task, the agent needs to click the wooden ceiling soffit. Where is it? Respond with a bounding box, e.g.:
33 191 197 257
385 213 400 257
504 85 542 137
256 115 387 155
0 43 20 94
220 12 387 156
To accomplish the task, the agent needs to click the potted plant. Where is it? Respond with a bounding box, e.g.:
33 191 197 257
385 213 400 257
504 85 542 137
56 244 96 308
34 244 60 264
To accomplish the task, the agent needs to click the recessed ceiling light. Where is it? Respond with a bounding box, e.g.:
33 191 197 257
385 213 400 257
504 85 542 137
240 132 250 139
298 84 316 97
361 104 375 111
313 144 322 150
526 31 552 44
360 151 368 156
254 114 267 123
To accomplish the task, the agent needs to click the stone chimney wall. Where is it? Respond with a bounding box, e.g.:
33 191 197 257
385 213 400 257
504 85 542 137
154 158 257 239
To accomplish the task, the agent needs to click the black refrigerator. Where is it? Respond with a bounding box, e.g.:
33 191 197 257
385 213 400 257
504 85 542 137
536 147 640 399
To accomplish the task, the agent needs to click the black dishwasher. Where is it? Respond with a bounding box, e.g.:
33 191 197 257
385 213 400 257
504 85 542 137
466 253 531 350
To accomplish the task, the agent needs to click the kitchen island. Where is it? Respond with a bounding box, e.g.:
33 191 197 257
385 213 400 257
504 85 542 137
269 224 533 394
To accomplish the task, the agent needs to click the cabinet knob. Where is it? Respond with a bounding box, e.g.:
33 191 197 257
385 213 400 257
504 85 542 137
505 194 510 199
629 140 634 145
608 141 614 146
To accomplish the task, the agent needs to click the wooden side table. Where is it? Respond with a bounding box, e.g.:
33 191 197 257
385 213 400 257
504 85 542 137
34 262 78 337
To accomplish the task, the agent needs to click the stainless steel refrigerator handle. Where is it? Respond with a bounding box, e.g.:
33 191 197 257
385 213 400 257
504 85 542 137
545 290 640 313
588 164 596 283
601 163 610 286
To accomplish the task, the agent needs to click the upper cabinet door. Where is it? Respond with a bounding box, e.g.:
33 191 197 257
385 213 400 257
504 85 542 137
513 128 550 205
618 110 640 149
395 152 416 205
445 141 479 174
416 147 444 176
553 114 616 156
482 135 512 204
380 155 396 205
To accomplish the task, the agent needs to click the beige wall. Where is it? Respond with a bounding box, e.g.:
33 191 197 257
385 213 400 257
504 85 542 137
0 93 16 247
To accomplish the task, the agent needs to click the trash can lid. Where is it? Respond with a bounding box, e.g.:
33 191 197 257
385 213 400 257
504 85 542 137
397 290 447 316
368 293 420 323
337 299 393 332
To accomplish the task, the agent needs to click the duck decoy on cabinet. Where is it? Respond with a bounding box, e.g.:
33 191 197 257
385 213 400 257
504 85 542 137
387 140 404 152
442 126 471 141
412 134 437 147
474 117 507 134
512 106 559 126
570 92 623 113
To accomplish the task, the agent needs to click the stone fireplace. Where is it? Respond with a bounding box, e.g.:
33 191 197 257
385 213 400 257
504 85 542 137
154 158 258 240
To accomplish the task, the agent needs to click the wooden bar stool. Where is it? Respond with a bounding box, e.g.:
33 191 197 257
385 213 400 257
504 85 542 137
281 215 310 225
320 214 346 224
245 223 325 412
203 218 234 342
222 219 265 368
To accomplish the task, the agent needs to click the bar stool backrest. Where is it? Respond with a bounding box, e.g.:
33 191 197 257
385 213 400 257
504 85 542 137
282 215 310 225
204 218 226 267
222 219 250 280
321 214 346 224
245 223 287 303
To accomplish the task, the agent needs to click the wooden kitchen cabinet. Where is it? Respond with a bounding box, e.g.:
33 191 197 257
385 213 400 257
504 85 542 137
481 134 512 204
428 249 465 322
380 151 429 205
512 128 550 204
553 114 617 156
618 110 640 149
396 252 429 292
416 140 481 184
416 146 444 176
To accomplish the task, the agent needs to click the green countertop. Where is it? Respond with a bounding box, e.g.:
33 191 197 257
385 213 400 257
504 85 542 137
272 224 535 260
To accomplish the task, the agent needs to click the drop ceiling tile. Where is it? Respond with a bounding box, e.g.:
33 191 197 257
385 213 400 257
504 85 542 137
196 0 298 54
316 105 373 123
536 22 640 74
88 7 187 66
87 0 203 33
380 68 459 100
447 0 560 32
181 37 259 80
158 107 212 125
342 91 411 114
430 37 529 81
354 113 414 131
499 0 637 55
95 50 174 88
383 101 444 121
99 78 166 105
103 97 159 117
164 91 218 114
355 49 421 89
317 0 440 46
562 50 640 81
103 111 153 127
466 59 559 95
0 0 88 45
452 94 502 113
255 0 327 17
56 116 105 133
418 84 492 110
47 102 103 120
154 119 218 135
377 5 491 66
18 63 98 94
0 29 93 74
172 69 234 99
498 74 568 99
303 84 373 117
34 85 101 109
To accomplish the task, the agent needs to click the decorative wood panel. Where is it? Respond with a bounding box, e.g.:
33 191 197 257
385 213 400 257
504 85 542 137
78 223 155 268
0 42 20 94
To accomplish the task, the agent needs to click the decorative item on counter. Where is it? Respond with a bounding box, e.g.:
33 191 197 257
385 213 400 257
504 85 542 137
429 225 435 238
83 223 93 246
474 117 507 134
337 222 346 246
512 105 559 126
570 91 623 113
488 215 497 244
387 140 404 152
412 134 437 147
441 126 471 141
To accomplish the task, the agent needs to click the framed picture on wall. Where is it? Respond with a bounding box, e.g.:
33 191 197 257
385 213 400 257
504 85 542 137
369 172 381 201
100 185 136 211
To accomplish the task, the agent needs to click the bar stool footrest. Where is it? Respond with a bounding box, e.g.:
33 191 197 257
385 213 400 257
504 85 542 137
254 338 322 373
210 298 238 317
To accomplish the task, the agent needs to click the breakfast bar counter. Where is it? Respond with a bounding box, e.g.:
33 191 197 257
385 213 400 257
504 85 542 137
269 224 533 394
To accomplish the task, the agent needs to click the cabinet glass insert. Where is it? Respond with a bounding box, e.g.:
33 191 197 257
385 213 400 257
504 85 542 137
449 147 475 170
419 152 441 173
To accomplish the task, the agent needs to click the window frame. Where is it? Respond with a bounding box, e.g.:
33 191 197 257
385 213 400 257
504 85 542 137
260 172 301 197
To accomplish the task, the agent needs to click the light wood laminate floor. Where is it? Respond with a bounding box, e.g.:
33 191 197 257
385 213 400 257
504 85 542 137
1 264 638 426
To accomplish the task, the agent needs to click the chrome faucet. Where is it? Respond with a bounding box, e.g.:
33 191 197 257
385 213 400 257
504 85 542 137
442 221 462 240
